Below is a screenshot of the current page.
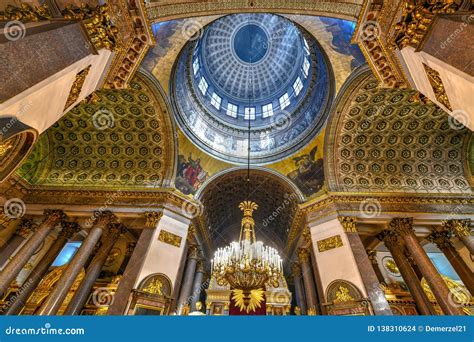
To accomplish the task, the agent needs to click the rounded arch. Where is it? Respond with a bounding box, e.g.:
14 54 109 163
0 117 38 183
197 167 302 251
195 166 305 203
138 272 173 297
146 1 363 23
324 66 473 194
325 279 364 303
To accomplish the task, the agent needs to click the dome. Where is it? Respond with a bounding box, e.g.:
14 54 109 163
172 14 333 164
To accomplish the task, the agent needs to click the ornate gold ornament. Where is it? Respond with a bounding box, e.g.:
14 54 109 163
231 288 265 314
384 258 400 275
0 140 13 157
333 286 356 304
62 4 119 51
307 306 317 315
1 3 51 22
145 212 163 228
158 229 182 248
142 278 163 296
421 275 472 306
297 248 310 263
392 0 459 50
64 66 91 110
443 219 471 238
317 235 343 252
211 201 282 294
423 63 452 110
339 216 357 233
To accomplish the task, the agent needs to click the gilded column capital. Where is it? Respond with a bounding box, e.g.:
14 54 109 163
144 211 163 228
105 222 127 238
60 221 81 239
291 262 302 278
302 227 312 245
427 230 453 249
376 230 400 249
126 242 136 256
188 244 200 260
196 259 206 274
338 216 357 233
297 248 310 264
442 219 471 238
93 211 117 228
16 219 38 239
389 217 414 237
42 209 67 226
187 224 196 241
0 209 15 227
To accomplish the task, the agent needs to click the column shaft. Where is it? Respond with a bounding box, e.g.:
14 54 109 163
37 226 103 315
190 263 205 312
392 218 463 315
292 263 307 314
64 224 122 315
177 245 199 313
0 212 63 297
3 222 78 315
436 242 474 295
341 218 392 316
298 248 318 314
0 235 25 268
381 231 435 315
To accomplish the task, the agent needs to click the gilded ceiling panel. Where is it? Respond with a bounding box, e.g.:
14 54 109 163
325 68 473 194
17 73 175 189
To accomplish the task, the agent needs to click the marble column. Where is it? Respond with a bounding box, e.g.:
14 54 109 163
339 217 392 316
64 223 124 315
190 260 205 311
378 230 436 315
297 248 318 314
390 218 463 315
177 245 199 314
37 211 116 315
444 220 474 255
0 210 65 297
366 249 386 285
291 262 307 315
0 219 37 268
428 230 474 295
107 230 153 315
3 222 80 315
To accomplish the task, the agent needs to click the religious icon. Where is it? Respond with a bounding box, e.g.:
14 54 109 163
175 152 209 195
287 146 324 196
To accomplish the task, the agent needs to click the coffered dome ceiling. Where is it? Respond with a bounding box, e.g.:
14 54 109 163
172 13 333 164
325 68 473 194
17 73 175 189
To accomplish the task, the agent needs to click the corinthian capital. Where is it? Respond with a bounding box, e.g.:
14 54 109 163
42 209 66 226
297 248 310 263
389 217 413 236
93 211 117 228
105 222 127 238
291 262 302 277
427 230 453 249
442 219 471 238
16 218 38 238
188 244 200 260
60 221 81 239
338 216 357 232
376 230 400 249
144 211 163 228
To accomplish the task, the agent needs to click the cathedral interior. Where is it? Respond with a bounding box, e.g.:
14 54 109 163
0 0 473 317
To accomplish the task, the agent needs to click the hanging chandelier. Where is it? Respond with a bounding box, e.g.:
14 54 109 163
211 201 283 292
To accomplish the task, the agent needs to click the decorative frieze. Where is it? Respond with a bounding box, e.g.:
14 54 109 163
317 235 343 253
423 63 452 110
158 229 182 248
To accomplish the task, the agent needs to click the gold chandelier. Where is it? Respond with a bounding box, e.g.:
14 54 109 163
211 201 283 293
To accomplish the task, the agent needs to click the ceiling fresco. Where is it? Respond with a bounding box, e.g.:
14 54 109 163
16 74 175 189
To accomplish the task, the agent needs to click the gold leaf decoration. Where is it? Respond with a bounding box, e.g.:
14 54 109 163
232 288 265 313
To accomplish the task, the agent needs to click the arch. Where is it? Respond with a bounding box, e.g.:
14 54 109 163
195 166 305 203
325 279 363 303
138 272 173 297
146 1 363 23
0 117 38 183
324 66 473 194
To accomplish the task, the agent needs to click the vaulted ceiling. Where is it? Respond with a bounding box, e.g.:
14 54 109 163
17 73 175 189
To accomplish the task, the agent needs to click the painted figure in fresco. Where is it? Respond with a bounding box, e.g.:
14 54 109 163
287 146 324 197
175 153 209 195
